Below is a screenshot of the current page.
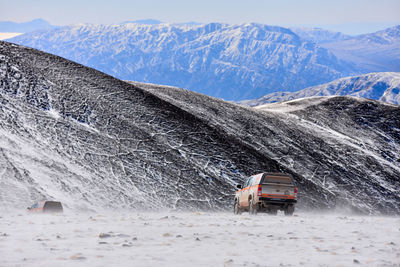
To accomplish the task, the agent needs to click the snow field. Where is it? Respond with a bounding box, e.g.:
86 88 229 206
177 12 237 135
0 211 399 266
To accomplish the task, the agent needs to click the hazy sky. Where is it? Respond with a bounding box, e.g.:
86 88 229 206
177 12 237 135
1 0 399 34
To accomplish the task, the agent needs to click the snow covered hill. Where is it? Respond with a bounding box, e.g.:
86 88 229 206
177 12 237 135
7 22 356 101
240 72 400 106
321 25 400 72
0 41 399 214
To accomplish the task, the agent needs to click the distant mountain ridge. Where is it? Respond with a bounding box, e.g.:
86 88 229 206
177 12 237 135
290 27 351 43
0 18 56 33
8 22 357 100
321 25 400 72
240 72 400 106
121 19 163 25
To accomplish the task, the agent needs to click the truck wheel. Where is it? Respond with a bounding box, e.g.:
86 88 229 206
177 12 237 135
284 205 295 216
234 200 241 215
249 199 257 215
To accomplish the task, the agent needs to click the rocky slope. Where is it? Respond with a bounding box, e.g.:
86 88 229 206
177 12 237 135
241 72 400 106
0 41 399 214
7 22 356 101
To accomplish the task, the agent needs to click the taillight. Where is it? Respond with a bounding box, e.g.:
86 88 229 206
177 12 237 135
294 187 298 199
257 185 262 196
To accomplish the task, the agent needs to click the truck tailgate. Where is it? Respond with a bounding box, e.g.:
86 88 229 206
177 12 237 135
262 184 294 197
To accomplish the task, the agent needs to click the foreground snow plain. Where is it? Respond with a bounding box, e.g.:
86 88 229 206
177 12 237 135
0 211 399 266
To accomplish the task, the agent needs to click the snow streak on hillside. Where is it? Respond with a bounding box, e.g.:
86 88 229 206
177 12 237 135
241 72 400 106
0 41 399 214
8 23 355 100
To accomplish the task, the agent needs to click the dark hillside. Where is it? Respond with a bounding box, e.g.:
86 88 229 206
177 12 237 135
0 41 399 214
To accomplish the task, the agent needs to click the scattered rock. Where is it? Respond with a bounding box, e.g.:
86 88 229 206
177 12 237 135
70 254 86 260
98 242 108 245
159 216 169 220
99 233 112 238
195 237 201 241
353 259 360 264
132 237 138 241
176 235 183 238
224 259 234 266
122 243 132 247
116 233 130 238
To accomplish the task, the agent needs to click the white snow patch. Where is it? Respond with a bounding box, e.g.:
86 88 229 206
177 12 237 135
0 32 23 40
255 96 335 113
47 108 61 119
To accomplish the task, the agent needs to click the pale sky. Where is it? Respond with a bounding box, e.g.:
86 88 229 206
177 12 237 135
1 0 399 34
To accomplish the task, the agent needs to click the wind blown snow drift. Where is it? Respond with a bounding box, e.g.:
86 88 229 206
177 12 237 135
0 41 399 214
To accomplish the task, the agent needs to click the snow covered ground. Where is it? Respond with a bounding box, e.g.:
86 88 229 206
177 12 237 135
0 211 398 266
0 33 22 40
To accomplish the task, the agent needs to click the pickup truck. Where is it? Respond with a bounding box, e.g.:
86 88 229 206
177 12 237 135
234 173 297 215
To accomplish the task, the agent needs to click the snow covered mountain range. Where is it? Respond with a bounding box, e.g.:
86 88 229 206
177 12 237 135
8 22 357 101
1 41 399 214
321 25 400 72
241 72 400 106
290 27 351 44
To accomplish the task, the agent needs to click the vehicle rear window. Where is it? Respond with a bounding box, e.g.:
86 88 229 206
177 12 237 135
263 175 293 184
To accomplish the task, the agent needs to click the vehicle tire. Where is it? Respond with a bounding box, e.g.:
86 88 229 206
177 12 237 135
234 199 241 215
249 199 257 215
284 205 295 216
